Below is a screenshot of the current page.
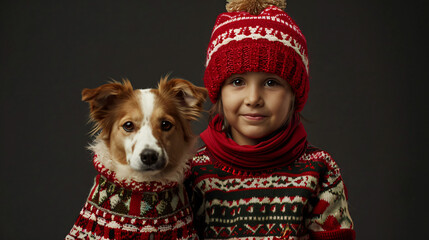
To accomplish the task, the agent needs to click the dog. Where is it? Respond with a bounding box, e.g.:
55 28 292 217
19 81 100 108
66 77 207 240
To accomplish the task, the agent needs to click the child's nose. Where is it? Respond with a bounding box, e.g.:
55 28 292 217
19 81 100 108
244 86 263 107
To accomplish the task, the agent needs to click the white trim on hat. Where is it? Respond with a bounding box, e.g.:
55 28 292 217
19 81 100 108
206 27 309 74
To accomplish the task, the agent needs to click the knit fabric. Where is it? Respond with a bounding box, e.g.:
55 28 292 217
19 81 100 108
187 145 355 240
66 155 197 240
203 5 309 112
201 113 307 171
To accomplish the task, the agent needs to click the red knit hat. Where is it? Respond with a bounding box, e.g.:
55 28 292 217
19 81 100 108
203 0 309 112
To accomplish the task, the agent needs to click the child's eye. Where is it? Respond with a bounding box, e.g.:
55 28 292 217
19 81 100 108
265 79 280 87
231 78 245 87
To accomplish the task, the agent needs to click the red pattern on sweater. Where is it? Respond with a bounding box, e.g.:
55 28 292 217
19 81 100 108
66 156 197 240
187 145 355 239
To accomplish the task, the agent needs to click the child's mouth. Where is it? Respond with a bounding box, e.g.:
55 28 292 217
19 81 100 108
242 114 267 121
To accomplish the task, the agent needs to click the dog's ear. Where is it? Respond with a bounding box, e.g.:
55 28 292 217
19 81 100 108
158 77 208 121
82 79 133 133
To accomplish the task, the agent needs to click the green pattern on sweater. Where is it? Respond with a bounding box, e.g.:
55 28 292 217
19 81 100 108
187 145 355 240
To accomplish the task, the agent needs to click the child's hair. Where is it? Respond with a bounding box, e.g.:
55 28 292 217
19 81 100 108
202 0 310 113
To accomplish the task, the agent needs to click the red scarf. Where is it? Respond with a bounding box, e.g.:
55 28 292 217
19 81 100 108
200 113 307 171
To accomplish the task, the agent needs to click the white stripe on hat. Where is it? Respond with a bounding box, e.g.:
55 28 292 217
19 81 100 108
206 27 309 74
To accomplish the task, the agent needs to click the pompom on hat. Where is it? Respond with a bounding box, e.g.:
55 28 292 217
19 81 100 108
203 0 309 112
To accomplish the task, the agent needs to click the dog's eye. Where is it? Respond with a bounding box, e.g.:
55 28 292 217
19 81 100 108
122 121 135 132
161 121 173 131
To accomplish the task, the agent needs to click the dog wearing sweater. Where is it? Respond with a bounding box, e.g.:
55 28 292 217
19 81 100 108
66 77 207 240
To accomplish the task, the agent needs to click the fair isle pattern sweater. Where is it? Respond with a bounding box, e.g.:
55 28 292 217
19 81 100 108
187 145 355 240
66 156 197 240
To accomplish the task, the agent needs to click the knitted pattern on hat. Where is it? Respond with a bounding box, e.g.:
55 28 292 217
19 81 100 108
204 0 309 112
66 155 197 240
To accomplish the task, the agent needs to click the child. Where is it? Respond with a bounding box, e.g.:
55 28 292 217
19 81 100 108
186 0 355 239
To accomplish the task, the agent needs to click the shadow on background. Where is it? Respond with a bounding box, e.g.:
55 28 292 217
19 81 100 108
1 1 428 239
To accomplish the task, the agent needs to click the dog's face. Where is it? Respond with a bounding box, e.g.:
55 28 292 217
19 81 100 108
82 78 207 175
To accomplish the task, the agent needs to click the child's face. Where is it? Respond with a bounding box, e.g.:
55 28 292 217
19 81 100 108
221 72 294 146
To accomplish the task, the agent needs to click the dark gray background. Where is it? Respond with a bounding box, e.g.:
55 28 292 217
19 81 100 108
1 0 428 239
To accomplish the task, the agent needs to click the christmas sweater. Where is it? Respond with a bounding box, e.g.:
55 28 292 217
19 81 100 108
66 155 197 240
186 145 355 240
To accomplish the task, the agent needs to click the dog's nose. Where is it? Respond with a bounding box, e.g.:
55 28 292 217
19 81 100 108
140 149 159 166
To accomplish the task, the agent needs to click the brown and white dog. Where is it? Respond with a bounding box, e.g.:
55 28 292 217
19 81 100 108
66 77 207 240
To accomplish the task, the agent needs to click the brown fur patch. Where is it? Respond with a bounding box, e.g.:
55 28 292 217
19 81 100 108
82 79 134 137
108 91 143 165
82 79 140 164
150 89 187 172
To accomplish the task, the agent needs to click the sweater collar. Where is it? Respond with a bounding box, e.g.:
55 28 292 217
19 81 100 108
93 154 177 192
87 174 189 218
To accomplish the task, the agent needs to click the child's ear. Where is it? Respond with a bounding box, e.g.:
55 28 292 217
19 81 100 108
158 78 208 121
82 79 133 126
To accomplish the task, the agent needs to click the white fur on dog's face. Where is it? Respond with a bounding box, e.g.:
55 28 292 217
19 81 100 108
125 90 166 172
127 90 161 171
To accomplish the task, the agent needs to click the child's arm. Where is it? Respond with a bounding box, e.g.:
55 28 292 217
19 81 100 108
305 153 355 240
184 156 207 238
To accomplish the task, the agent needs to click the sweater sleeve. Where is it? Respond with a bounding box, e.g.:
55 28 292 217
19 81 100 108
305 152 355 240
184 155 207 238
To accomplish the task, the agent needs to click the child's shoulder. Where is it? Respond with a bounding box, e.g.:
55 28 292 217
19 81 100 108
300 144 340 170
195 145 207 154
190 146 211 165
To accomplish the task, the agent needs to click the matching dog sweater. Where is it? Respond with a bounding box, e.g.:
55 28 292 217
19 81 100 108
66 156 197 240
